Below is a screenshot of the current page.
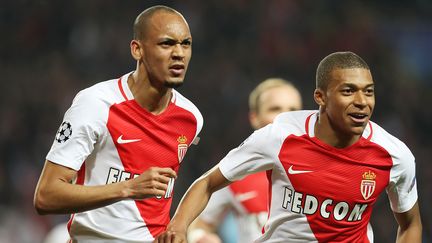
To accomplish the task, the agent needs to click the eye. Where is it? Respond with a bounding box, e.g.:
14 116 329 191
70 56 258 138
182 40 191 46
267 106 282 113
365 87 375 96
341 88 354 95
159 39 176 47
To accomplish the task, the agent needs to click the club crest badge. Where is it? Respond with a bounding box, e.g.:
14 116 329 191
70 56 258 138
360 171 376 200
177 135 188 163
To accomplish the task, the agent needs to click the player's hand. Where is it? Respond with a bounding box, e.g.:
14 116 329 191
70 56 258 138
124 167 176 199
154 228 186 243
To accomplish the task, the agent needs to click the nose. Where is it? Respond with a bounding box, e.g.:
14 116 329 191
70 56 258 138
172 44 185 60
353 92 367 107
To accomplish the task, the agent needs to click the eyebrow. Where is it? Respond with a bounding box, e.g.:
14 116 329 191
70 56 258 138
158 37 192 43
342 83 374 89
180 38 192 44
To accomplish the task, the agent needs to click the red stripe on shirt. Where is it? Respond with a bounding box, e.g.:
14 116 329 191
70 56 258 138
118 78 128 101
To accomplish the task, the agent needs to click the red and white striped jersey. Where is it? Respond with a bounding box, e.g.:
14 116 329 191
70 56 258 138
47 72 203 242
219 110 417 243
199 171 269 242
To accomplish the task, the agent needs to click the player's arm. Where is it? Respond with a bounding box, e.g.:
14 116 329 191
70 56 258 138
394 201 422 243
34 160 176 214
187 185 234 243
156 165 230 243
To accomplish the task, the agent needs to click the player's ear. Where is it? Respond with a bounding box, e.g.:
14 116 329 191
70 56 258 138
130 40 143 60
249 111 260 130
314 88 326 106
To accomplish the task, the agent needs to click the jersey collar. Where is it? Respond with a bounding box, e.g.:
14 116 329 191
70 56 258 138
118 72 135 101
305 112 373 141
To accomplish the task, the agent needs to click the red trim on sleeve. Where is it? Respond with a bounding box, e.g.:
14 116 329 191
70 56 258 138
118 78 128 101
76 162 86 185
67 213 75 238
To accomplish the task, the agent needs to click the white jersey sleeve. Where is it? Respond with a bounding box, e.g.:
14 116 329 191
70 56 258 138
386 141 418 213
46 88 107 171
371 122 418 213
199 187 234 226
218 125 278 181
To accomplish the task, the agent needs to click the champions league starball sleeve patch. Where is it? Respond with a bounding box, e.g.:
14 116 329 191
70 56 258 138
55 121 72 143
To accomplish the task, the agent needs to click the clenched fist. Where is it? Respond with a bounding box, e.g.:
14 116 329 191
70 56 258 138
124 167 177 199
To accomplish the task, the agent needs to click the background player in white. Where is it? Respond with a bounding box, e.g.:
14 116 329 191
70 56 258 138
33 5 203 242
156 51 422 243
42 222 69 243
187 78 302 243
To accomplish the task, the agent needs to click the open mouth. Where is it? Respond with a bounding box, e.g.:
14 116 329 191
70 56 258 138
348 113 368 124
169 64 185 76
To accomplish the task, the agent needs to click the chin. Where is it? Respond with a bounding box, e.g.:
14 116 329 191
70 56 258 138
351 126 367 136
164 79 184 88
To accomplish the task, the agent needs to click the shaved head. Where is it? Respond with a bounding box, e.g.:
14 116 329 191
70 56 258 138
133 5 185 41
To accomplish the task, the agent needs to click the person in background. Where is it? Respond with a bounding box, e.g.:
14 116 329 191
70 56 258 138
157 51 422 243
187 78 302 243
33 5 203 242
42 222 69 243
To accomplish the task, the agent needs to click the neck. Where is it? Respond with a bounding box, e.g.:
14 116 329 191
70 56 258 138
314 112 360 148
128 71 172 115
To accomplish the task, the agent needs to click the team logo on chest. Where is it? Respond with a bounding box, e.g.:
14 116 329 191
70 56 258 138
177 135 188 163
360 171 376 200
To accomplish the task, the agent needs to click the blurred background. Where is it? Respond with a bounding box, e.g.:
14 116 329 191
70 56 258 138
1 0 431 242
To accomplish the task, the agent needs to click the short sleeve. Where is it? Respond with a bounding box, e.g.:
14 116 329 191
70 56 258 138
46 89 107 171
218 125 278 181
198 187 234 226
386 145 418 213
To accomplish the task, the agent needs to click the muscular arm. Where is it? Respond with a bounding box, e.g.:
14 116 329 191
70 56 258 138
394 201 422 243
156 165 231 243
34 160 176 214
187 185 234 243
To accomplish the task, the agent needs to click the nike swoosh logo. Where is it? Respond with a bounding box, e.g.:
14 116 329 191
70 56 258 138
235 191 258 202
288 165 313 175
117 135 141 144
